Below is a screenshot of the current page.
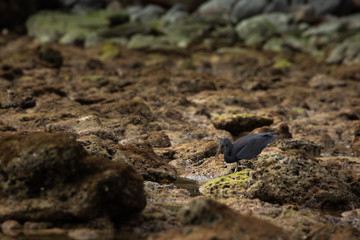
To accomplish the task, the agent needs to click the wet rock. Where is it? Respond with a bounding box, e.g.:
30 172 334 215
264 0 289 13
101 21 151 38
230 0 267 23
113 141 177 182
274 138 322 156
211 114 273 136
144 181 191 205
199 169 250 199
68 228 100 240
170 73 216 94
308 74 347 90
147 131 171 148
149 197 290 240
23 221 52 231
341 209 360 230
326 33 360 64
100 99 153 121
351 122 360 156
308 0 341 16
162 3 189 25
168 139 218 165
246 151 359 209
332 64 360 81
46 115 117 142
0 132 146 222
0 65 23 81
275 122 292 139
1 220 22 236
0 90 36 109
77 134 114 158
197 0 236 17
36 46 63 68
293 5 316 23
308 224 360 240
303 20 345 37
161 17 212 48
135 203 181 235
26 10 120 45
128 4 165 23
235 13 292 46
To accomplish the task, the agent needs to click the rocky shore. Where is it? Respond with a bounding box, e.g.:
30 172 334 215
1 0 360 239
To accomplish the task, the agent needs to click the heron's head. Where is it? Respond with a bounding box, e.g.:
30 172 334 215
214 138 231 159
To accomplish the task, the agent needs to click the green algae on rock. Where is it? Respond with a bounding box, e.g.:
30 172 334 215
0 132 146 222
199 169 251 199
211 114 273 136
246 151 360 209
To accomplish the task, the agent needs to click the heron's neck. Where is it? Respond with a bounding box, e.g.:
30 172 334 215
224 143 236 163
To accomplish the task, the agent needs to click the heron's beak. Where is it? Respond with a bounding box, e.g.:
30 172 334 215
214 144 223 159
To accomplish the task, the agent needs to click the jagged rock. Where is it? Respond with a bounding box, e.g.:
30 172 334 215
211 114 273 136
0 89 36 109
113 140 177 182
147 131 171 148
274 138 322 156
246 151 359 209
0 132 146 222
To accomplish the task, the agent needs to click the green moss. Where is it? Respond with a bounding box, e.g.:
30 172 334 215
273 59 292 70
100 42 120 60
200 169 251 199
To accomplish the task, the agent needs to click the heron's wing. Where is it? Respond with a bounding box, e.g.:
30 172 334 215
236 135 276 160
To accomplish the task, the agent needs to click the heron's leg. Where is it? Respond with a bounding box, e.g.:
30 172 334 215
234 161 239 173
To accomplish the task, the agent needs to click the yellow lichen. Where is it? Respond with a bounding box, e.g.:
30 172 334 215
273 59 292 70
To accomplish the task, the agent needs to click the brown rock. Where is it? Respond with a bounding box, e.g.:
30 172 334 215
308 224 360 240
351 122 360 156
0 132 146 223
148 131 171 148
170 72 216 94
149 197 290 240
113 140 177 182
1 220 22 236
212 114 273 136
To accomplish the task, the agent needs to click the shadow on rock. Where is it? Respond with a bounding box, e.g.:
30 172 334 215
0 132 146 223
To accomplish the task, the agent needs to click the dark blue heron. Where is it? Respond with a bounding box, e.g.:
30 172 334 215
215 132 277 172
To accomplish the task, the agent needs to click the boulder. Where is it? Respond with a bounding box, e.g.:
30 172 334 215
211 114 273 136
113 141 177 182
235 13 292 46
149 197 290 240
230 0 267 23
0 132 146 222
246 151 359 209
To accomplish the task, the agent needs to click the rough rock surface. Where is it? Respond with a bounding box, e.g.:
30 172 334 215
246 151 359 209
0 132 146 222
149 197 290 240
211 114 273 136
113 141 177 182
